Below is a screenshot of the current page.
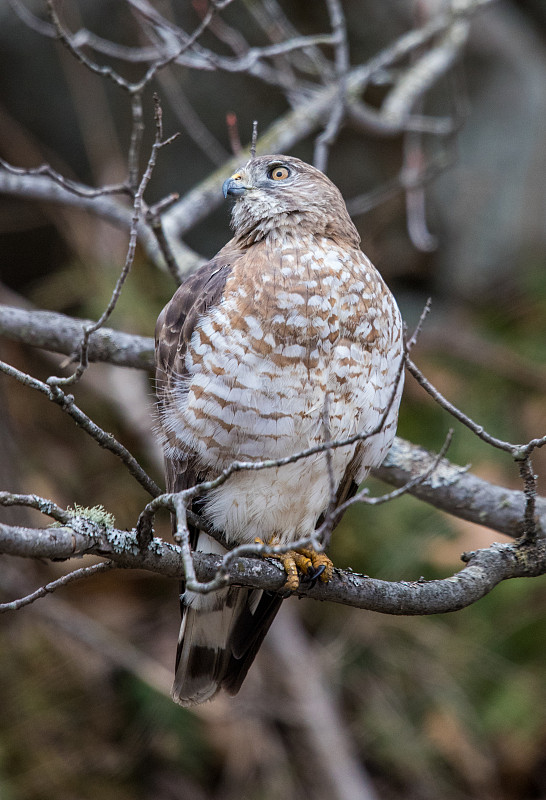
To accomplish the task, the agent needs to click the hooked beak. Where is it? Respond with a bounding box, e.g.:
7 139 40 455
222 173 249 198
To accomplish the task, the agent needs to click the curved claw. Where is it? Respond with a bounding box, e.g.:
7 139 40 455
301 563 326 588
297 548 333 584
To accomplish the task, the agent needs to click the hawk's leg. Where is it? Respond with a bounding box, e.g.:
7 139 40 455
255 539 334 592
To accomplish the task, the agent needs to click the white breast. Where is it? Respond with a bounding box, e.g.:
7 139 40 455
161 237 404 545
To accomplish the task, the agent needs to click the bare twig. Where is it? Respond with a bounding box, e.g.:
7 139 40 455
0 157 130 199
31 591 173 696
405 297 433 353
193 0 247 57
0 491 71 524
313 0 350 173
155 71 228 165
0 165 202 273
243 0 333 81
46 0 225 94
329 429 454 524
162 5 488 251
375 436 545 540
227 112 243 156
0 561 116 613
346 149 456 218
0 359 161 498
318 392 338 550
250 120 259 159
181 33 338 76
403 129 438 252
46 96 180 389
9 0 166 62
127 93 145 190
3 2 491 288
406 356 546 457
146 198 185 285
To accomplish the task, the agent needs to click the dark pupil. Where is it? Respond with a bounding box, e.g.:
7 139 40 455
275 170 283 177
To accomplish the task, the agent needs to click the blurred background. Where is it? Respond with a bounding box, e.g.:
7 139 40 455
0 1 545 798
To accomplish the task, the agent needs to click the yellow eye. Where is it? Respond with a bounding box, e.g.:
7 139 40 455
268 166 290 181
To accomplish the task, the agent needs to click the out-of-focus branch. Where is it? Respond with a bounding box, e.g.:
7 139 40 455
0 561 115 612
381 20 469 125
46 95 180 389
162 0 493 261
268 605 380 800
313 0 350 173
2 1 494 281
345 149 456 217
243 0 334 81
46 0 228 94
0 560 174 696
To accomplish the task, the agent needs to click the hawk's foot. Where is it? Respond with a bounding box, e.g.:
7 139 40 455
254 539 333 592
296 547 333 584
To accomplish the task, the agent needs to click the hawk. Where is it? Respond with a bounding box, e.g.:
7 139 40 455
155 154 404 706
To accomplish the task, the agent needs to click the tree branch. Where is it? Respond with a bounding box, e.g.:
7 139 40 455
0 305 154 369
0 518 543 615
1 0 495 284
161 1 494 262
374 438 546 540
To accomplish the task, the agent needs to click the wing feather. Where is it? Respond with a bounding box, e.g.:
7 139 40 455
155 247 285 705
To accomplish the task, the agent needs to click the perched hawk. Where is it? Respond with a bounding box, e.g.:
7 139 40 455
155 155 404 706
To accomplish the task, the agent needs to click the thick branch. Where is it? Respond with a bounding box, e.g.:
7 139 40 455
0 305 155 370
375 438 546 539
0 520 543 615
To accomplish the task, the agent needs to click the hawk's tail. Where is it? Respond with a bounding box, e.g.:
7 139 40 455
172 535 282 706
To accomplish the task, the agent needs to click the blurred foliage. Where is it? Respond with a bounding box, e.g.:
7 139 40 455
0 1 545 799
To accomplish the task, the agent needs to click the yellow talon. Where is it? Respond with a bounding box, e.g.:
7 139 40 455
254 538 334 590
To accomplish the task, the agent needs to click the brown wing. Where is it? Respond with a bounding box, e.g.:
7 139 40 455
155 247 243 496
156 248 287 705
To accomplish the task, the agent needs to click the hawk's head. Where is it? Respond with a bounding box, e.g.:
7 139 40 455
222 155 360 248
